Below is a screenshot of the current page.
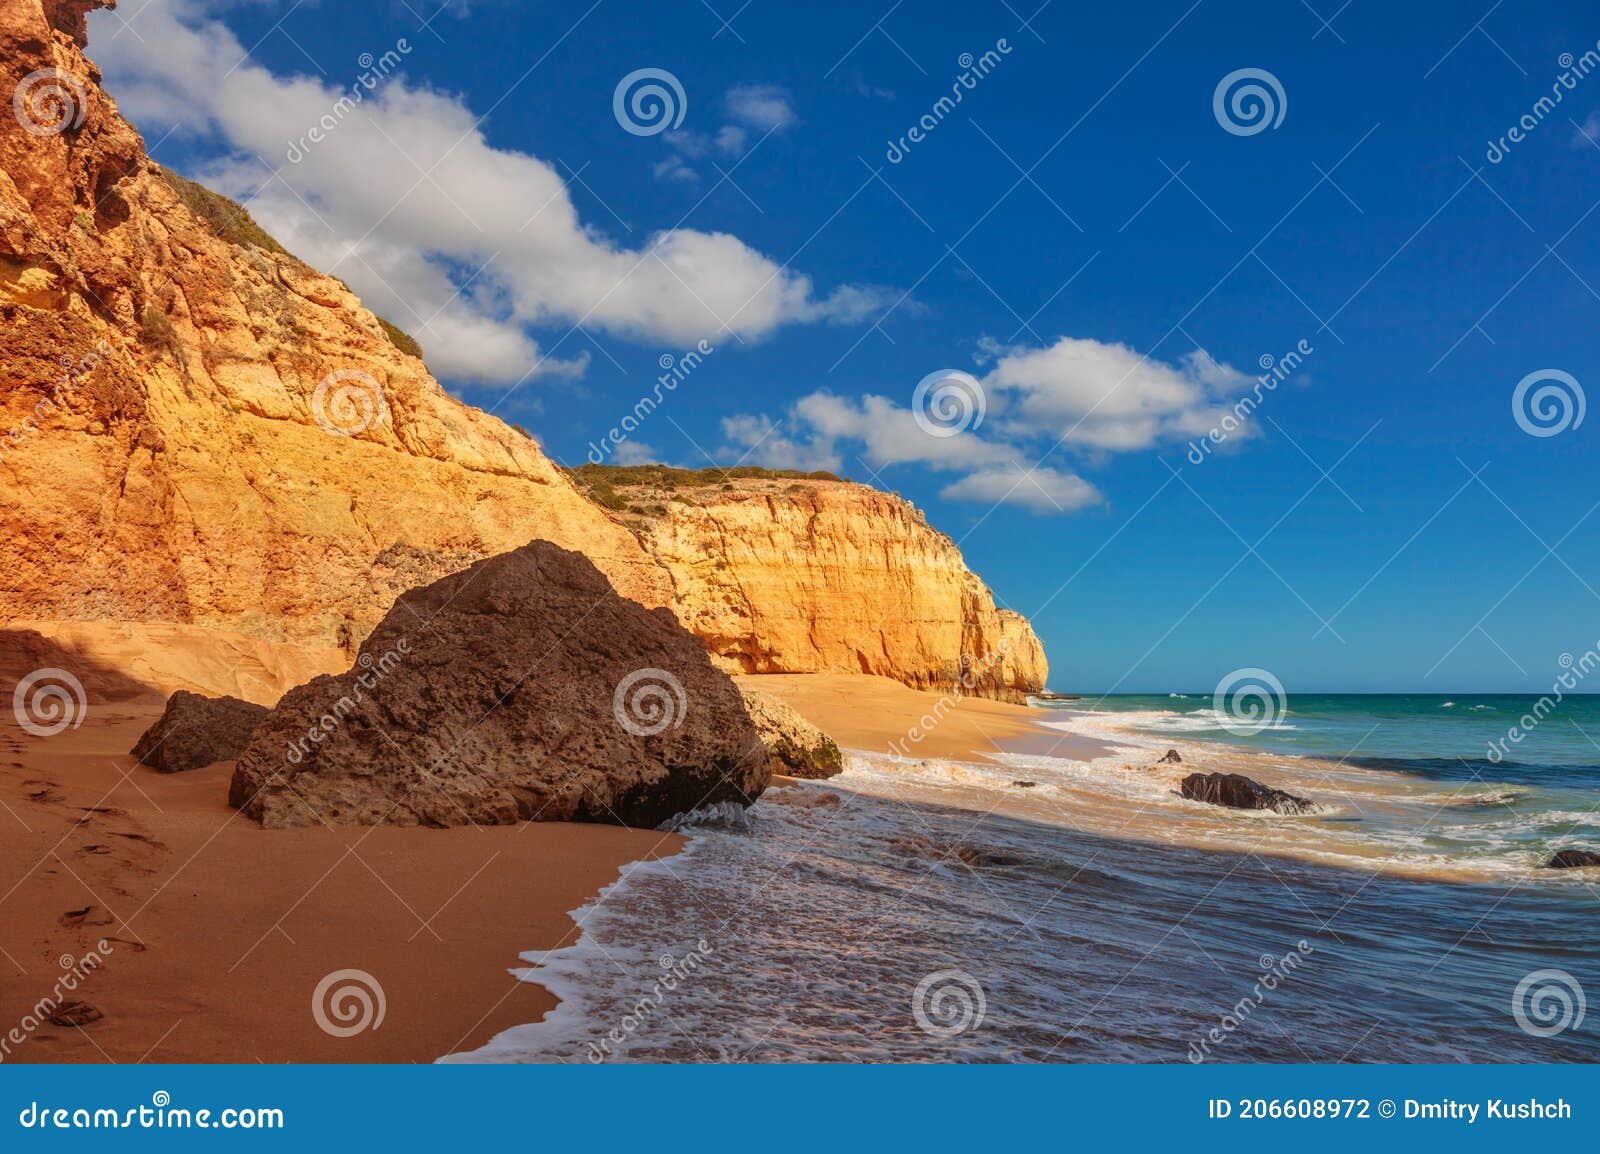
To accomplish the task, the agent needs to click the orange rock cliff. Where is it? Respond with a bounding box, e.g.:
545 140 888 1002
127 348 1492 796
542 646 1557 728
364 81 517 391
0 0 1047 702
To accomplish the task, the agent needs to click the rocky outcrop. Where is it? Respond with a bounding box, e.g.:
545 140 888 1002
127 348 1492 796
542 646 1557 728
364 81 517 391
131 689 268 772
585 469 1048 701
1544 849 1600 869
1156 749 1182 765
0 4 1049 704
738 686 843 779
0 0 669 655
229 541 772 829
1180 772 1314 816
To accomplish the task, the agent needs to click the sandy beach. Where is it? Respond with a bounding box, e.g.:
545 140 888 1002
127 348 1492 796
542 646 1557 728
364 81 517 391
0 646 1067 1063
0 687 681 1064
734 672 1106 763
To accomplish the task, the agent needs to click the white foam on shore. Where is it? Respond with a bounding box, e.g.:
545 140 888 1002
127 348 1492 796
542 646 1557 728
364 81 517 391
441 708 1600 1064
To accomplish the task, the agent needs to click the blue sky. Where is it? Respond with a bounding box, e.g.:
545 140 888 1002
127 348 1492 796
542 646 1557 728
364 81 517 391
90 0 1600 693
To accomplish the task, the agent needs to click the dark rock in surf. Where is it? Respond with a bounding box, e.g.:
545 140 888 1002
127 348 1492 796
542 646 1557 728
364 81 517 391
1180 772 1313 816
1544 849 1600 869
1157 748 1182 765
131 690 268 773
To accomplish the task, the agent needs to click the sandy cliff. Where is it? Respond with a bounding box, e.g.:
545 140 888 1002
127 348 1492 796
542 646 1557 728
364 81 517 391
0 0 669 655
0 0 1046 701
578 468 1047 701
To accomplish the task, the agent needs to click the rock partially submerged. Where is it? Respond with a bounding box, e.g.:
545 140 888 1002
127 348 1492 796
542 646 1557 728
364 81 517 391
738 687 843 779
1156 748 1182 765
230 541 772 828
131 690 269 773
1180 772 1314 816
1544 849 1600 869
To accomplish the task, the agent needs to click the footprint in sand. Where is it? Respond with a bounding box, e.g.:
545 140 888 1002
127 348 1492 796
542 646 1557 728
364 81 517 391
21 779 65 805
59 905 114 928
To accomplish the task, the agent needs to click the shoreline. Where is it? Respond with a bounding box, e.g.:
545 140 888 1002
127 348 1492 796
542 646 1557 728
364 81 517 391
733 673 1113 764
0 698 683 1064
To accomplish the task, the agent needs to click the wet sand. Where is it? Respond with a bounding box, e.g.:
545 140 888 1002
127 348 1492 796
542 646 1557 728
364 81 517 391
0 695 679 1063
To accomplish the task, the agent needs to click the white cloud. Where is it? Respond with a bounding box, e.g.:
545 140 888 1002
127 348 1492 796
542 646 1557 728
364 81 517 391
1573 111 1600 148
726 85 796 131
940 465 1101 513
980 336 1255 451
610 440 662 465
719 336 1262 513
653 154 699 184
88 2 880 385
719 414 843 473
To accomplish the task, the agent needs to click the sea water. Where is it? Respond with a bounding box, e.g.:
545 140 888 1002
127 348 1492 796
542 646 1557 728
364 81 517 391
448 696 1600 1063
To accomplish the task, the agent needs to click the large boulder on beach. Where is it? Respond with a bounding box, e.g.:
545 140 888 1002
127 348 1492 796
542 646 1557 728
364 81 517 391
1180 772 1314 816
738 687 843 779
1544 849 1600 869
229 541 772 829
131 690 269 773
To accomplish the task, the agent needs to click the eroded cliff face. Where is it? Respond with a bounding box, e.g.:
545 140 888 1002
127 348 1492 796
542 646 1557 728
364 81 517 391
0 1 1047 702
589 472 1048 701
0 0 670 653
